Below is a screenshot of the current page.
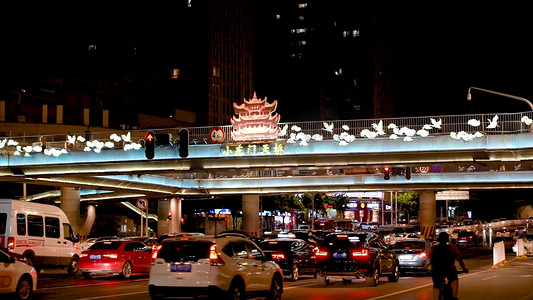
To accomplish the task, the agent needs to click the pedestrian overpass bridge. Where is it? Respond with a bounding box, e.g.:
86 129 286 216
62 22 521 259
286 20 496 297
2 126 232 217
1 110 533 200
3 110 533 238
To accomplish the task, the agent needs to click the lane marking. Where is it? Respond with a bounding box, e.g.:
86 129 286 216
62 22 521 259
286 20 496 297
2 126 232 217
38 278 147 290
76 291 147 300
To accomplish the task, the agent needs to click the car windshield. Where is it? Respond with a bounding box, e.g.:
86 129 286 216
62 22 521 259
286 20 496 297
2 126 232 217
259 240 306 251
90 241 122 250
323 233 366 247
393 241 425 250
157 240 212 263
458 232 474 237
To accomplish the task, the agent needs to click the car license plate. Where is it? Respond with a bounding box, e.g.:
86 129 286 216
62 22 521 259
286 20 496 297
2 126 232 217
399 254 413 261
171 264 191 272
90 254 101 260
333 252 347 258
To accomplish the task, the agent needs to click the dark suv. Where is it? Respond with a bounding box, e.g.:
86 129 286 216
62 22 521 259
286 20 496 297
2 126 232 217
258 238 317 281
315 232 399 286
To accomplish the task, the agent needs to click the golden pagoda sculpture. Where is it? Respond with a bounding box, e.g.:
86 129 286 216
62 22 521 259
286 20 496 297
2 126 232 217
231 92 280 143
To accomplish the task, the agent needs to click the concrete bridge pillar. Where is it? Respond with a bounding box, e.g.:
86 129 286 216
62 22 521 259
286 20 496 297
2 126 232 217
170 197 182 233
79 205 96 238
242 195 259 237
419 190 437 240
60 187 80 235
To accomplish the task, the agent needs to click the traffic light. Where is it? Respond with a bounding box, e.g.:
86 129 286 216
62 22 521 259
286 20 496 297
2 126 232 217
144 131 156 159
384 166 390 180
405 167 412 180
178 128 189 158
167 211 172 221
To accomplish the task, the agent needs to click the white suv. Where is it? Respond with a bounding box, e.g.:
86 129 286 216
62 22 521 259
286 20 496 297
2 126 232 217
148 235 284 299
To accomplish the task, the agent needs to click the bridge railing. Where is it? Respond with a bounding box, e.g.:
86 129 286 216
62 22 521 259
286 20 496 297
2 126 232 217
2 110 532 152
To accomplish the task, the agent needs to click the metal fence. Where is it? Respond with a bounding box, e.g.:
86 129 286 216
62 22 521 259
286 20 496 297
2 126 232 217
2 110 532 151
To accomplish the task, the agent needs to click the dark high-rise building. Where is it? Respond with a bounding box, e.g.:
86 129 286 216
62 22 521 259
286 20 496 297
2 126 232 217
0 0 253 135
253 0 395 122
0 0 393 137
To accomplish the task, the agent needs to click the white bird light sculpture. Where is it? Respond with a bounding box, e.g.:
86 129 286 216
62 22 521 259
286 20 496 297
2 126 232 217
487 115 499 129
430 118 442 129
121 132 132 142
323 122 334 133
278 125 288 137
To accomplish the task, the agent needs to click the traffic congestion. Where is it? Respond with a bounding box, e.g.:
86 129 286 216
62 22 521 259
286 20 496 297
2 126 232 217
2 211 533 299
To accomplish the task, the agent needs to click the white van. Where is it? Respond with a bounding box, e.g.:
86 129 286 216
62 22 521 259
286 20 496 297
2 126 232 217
0 199 81 275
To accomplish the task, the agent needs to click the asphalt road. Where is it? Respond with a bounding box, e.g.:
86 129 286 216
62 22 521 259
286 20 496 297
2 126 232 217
34 252 532 300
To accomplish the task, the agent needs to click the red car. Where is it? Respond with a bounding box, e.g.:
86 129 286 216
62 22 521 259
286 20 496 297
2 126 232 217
79 240 153 279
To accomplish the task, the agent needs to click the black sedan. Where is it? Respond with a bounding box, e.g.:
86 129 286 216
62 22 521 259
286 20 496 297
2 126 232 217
314 232 399 286
391 238 432 275
258 238 317 281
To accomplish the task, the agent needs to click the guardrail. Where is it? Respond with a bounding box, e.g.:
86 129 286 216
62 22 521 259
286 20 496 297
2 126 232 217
1 110 532 153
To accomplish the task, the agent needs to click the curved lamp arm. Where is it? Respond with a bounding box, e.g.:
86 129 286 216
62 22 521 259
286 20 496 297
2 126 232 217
467 87 533 111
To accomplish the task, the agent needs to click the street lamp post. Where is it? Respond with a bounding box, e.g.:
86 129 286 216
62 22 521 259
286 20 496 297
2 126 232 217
467 87 533 111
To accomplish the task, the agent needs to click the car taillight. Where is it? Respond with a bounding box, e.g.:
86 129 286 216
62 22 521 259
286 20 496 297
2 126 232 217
152 244 162 252
416 252 427 258
352 249 368 257
103 254 118 259
271 253 286 260
152 250 159 260
316 249 328 257
210 245 225 266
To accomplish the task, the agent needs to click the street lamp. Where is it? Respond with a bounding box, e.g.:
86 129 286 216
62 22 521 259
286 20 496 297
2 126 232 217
467 87 533 111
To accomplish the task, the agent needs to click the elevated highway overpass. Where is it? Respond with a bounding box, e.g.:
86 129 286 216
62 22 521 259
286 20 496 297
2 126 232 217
1 110 532 237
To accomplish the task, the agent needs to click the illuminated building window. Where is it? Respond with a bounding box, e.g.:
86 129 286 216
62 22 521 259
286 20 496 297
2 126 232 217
299 15 304 21
343 31 349 38
170 68 180 79
298 3 307 8
298 40 306 46
276 14 281 20
88 44 97 51
296 28 307 34
353 29 360 37
213 67 219 77
335 68 343 76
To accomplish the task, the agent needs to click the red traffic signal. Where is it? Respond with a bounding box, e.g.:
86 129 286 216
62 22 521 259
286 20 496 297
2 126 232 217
384 166 390 180
167 211 172 221
145 131 156 159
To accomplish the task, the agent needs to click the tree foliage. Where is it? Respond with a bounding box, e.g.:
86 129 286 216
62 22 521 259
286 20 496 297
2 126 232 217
397 191 419 217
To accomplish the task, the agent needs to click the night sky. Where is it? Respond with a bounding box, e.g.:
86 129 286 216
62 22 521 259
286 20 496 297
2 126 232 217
392 3 533 117
1 2 532 118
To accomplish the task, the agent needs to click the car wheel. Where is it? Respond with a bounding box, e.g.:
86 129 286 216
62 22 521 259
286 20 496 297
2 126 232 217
290 263 299 281
388 262 400 282
317 274 330 285
227 280 245 300
368 265 380 286
68 256 80 275
82 272 93 279
15 276 32 300
267 276 283 300
121 261 132 279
